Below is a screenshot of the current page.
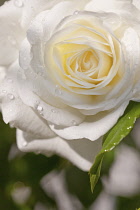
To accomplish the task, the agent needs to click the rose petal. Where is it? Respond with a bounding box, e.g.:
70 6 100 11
85 0 132 13
0 0 25 66
22 0 90 27
0 66 6 83
17 129 102 171
27 1 90 44
17 67 85 127
0 62 55 139
1 98 55 139
21 0 70 27
133 0 140 10
49 102 128 140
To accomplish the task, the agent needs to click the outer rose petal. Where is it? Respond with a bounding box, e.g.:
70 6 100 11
0 62 55 139
26 1 91 45
17 68 85 127
22 0 70 26
22 0 90 27
85 0 133 13
1 99 55 139
17 129 102 171
0 0 25 66
49 102 129 141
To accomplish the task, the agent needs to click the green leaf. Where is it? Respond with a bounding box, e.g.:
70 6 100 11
89 101 140 193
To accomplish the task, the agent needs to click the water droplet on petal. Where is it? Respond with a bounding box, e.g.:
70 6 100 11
8 93 15 100
51 109 57 113
74 10 79 15
14 0 24 8
37 105 43 112
55 85 62 96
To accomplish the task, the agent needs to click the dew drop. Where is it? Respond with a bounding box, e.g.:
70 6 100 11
55 85 62 96
110 146 115 150
128 117 131 120
51 109 57 113
127 126 132 130
8 94 15 100
37 105 43 112
74 10 79 15
14 0 24 7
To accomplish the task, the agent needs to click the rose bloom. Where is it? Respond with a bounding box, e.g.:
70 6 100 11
0 0 140 171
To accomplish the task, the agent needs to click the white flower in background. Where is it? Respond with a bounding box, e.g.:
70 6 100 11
41 171 83 210
90 191 116 210
103 144 140 197
0 0 140 171
11 182 32 205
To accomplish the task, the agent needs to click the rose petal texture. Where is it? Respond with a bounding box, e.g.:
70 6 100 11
0 0 25 66
0 62 55 139
21 0 90 27
1 0 140 171
17 129 102 171
85 0 139 14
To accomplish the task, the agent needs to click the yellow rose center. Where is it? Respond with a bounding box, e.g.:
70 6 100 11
45 16 122 94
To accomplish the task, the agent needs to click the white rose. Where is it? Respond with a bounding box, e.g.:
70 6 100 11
0 0 140 171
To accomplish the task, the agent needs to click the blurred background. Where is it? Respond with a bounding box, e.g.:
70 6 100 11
0 0 140 209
